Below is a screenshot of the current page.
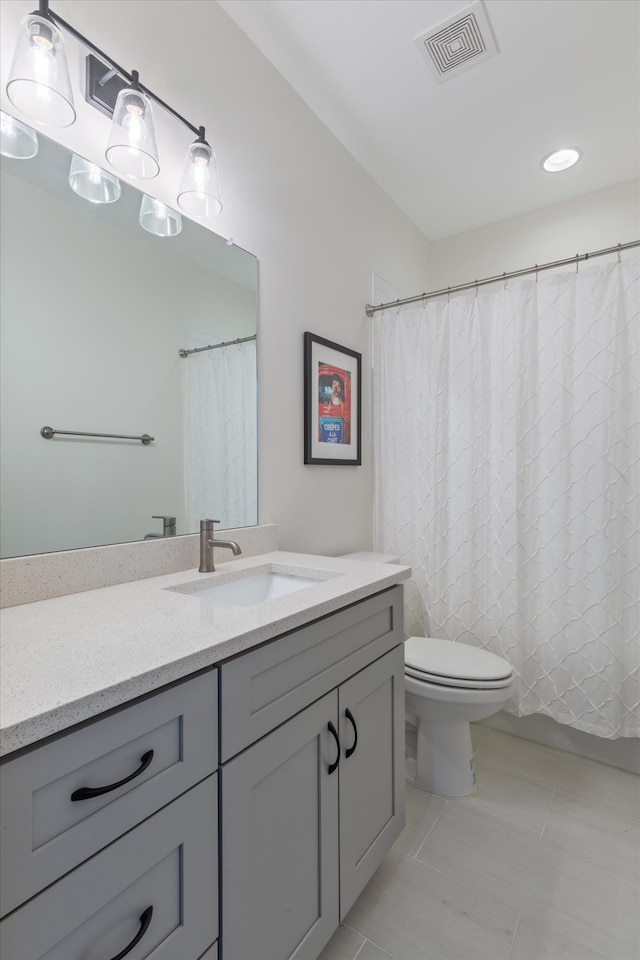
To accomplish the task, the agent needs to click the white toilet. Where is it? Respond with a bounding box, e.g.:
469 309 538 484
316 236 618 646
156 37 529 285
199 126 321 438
341 552 517 798
404 635 516 796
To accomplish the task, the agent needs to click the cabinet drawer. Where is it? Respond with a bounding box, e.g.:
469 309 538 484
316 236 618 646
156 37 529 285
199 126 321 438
219 586 403 761
0 670 217 918
0 775 218 960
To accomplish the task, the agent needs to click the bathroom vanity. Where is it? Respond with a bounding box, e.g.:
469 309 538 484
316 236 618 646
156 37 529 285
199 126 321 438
0 550 409 960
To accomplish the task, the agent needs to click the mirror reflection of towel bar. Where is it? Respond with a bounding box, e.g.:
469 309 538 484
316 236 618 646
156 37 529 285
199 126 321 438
40 426 154 445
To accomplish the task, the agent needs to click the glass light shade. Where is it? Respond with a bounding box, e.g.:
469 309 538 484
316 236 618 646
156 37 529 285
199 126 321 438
0 111 38 158
541 148 582 172
177 140 222 218
139 195 182 237
68 154 121 203
6 13 75 127
105 86 159 179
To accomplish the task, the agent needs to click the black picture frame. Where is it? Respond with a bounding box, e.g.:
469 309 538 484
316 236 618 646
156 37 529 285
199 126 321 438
304 332 362 465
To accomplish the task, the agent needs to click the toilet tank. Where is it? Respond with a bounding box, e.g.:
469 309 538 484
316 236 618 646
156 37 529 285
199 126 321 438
340 551 401 565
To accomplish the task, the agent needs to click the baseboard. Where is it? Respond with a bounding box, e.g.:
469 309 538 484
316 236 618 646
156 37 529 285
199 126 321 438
479 711 640 774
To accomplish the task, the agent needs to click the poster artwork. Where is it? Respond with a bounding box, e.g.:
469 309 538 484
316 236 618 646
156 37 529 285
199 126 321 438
317 361 351 444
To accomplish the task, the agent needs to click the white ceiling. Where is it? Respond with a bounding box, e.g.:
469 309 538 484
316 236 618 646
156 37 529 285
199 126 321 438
218 0 640 240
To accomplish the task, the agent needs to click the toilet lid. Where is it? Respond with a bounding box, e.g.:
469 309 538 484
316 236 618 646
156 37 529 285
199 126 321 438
405 636 513 686
405 665 515 689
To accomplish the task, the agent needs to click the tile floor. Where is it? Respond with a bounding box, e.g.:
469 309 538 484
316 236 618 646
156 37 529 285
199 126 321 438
319 725 640 960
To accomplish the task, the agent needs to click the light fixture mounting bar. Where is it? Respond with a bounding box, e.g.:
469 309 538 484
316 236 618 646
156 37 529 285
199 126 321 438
39 0 201 137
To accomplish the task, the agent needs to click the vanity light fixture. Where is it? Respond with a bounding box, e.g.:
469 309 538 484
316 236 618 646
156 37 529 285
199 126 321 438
68 154 121 203
541 147 582 172
5 0 222 215
139 194 182 237
0 111 38 158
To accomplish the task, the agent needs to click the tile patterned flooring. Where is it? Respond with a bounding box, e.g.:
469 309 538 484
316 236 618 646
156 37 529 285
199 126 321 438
319 725 640 960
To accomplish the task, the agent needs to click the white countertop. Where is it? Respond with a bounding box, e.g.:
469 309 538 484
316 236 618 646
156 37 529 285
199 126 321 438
0 552 410 757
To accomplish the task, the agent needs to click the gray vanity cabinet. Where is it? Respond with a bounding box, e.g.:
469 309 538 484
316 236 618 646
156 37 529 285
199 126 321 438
0 583 405 960
220 587 405 960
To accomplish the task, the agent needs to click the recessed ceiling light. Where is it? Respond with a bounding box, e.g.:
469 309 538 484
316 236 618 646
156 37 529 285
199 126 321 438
541 148 582 172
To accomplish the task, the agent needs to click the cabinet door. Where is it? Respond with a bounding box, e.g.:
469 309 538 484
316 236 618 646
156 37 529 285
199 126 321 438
221 692 339 960
338 646 406 917
198 944 218 960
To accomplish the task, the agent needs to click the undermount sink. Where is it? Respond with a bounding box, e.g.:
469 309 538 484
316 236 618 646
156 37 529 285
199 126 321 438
168 569 325 607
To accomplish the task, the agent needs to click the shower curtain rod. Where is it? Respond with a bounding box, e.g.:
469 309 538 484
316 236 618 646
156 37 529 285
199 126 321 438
365 240 640 317
178 334 257 358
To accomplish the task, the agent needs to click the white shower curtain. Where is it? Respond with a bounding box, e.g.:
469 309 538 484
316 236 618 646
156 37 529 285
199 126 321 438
184 339 257 530
373 253 639 738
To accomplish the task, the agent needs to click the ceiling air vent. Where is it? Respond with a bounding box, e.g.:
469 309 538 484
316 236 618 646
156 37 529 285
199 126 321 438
414 1 498 82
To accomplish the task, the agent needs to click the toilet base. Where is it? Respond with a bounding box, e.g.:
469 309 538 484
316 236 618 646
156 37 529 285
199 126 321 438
415 719 476 797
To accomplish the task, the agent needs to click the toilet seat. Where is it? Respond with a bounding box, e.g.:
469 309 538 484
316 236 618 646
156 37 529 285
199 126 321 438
405 636 514 690
405 665 515 690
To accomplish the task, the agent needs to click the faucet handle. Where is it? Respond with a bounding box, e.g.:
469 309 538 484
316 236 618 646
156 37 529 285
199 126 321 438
200 518 220 530
152 516 176 535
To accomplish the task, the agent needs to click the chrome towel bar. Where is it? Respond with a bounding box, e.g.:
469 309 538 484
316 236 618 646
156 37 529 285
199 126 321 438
40 426 154 445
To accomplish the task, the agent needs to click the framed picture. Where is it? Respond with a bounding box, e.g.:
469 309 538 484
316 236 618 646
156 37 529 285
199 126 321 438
304 332 361 465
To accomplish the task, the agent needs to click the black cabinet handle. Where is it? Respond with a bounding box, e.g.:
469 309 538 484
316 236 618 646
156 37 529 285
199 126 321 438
345 708 358 758
71 750 154 801
107 905 153 960
327 721 340 774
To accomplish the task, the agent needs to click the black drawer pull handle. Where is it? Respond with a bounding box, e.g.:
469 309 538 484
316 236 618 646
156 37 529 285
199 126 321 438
107 905 153 960
345 708 358 758
327 721 340 774
71 750 154 801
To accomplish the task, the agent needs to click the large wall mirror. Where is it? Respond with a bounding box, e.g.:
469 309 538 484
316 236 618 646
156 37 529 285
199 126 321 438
0 130 258 559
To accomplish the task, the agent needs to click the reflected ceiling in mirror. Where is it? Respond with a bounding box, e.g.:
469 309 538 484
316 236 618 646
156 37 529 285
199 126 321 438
0 128 258 559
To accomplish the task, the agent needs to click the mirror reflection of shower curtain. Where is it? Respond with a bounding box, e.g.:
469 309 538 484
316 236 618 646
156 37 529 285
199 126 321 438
184 339 257 530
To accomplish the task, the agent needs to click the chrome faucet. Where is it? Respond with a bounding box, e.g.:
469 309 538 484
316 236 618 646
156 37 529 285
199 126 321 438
144 515 177 539
199 519 242 573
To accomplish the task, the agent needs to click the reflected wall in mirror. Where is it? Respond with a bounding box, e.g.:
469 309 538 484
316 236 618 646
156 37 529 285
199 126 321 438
0 130 258 559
